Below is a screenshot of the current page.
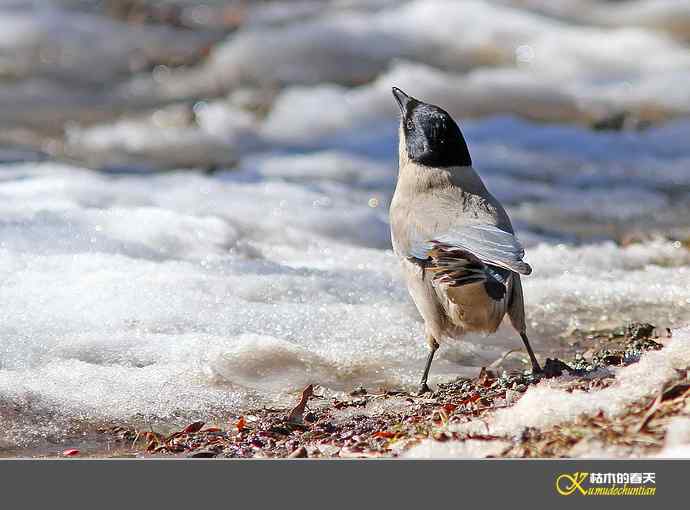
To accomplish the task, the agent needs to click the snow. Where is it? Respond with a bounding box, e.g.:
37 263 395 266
657 412 690 458
67 106 690 246
663 417 690 448
498 0 690 39
66 103 263 169
1 160 690 449
187 0 690 118
5 0 690 133
0 1 214 131
466 328 690 436
405 438 511 459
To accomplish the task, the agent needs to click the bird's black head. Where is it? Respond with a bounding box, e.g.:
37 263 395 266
392 87 472 168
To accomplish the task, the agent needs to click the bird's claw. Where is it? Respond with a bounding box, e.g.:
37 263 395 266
540 358 573 378
416 383 433 396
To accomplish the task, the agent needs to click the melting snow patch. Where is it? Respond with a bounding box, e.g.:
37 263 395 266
405 438 511 459
453 327 690 438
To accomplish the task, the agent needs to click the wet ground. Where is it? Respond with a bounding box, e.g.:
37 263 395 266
11 322 684 459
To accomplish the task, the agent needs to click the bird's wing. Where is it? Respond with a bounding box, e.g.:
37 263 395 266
407 224 531 293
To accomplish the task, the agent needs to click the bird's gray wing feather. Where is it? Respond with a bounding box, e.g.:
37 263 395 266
408 224 532 276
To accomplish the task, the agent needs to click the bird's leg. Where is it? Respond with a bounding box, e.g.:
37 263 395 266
418 336 439 395
520 331 542 373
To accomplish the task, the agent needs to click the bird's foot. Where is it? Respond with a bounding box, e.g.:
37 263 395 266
416 383 433 396
539 358 574 378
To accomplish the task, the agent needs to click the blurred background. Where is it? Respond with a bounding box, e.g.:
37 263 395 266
1 0 690 449
3 0 690 237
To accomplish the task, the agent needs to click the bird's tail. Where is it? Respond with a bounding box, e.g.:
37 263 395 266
424 243 508 299
425 244 486 287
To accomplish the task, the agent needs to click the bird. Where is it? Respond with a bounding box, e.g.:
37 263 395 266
389 87 542 394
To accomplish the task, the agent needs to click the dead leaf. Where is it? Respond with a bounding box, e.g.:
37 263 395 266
287 384 314 424
236 416 246 432
145 431 165 444
636 394 663 432
288 446 308 458
374 431 396 439
181 421 205 434
188 450 217 458
661 383 690 402
460 393 481 406
443 403 457 414
477 367 489 385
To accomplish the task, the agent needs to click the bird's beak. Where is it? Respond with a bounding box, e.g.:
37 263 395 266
392 87 412 114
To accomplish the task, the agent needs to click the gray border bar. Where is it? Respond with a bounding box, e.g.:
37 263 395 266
0 459 686 508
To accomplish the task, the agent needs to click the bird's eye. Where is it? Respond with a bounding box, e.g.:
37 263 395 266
406 120 414 130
